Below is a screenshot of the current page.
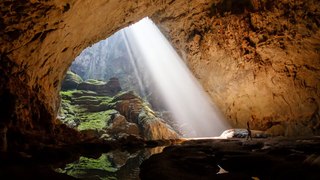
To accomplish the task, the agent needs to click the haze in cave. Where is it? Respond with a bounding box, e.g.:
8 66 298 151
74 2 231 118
62 17 228 139
1 1 320 179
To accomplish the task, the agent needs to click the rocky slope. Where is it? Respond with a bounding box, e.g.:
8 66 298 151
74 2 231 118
0 0 319 152
59 74 178 141
68 30 168 111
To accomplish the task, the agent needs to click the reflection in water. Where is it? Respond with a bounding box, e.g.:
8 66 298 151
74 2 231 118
216 165 229 174
56 147 165 180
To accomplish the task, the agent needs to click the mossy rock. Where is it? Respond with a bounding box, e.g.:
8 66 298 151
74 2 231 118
85 79 106 85
77 109 117 131
57 154 117 179
61 71 83 90
112 91 138 102
72 90 98 98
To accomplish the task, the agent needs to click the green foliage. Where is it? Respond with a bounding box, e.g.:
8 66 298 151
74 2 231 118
59 89 116 130
59 98 77 124
60 90 77 99
57 154 117 179
60 90 98 99
66 71 83 84
98 97 114 106
85 79 106 85
77 110 117 131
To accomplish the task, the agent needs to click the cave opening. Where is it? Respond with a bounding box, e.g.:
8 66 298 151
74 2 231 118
59 17 229 141
1 1 320 179
56 18 231 179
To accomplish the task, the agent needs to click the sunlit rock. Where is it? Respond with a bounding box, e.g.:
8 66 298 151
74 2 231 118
107 114 140 138
61 71 83 90
77 78 121 96
152 0 320 135
219 128 270 139
112 91 179 140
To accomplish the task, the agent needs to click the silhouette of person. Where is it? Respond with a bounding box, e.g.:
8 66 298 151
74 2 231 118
246 121 252 140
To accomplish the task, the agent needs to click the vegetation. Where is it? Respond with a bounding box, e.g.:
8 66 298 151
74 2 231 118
61 71 84 90
59 88 118 131
66 71 83 83
57 154 117 179
77 110 117 131
85 79 106 85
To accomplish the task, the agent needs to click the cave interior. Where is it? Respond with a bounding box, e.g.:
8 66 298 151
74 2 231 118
0 0 320 179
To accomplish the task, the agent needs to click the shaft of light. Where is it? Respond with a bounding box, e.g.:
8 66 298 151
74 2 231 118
124 18 229 137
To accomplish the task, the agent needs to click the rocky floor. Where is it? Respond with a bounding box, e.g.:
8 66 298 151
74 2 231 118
140 136 320 180
0 137 320 179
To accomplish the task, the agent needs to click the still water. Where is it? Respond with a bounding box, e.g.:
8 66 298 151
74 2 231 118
56 146 165 180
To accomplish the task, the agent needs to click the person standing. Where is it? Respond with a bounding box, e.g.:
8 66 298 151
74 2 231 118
246 121 252 140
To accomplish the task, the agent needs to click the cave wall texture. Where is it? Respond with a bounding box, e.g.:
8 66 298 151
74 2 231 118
152 0 320 136
0 0 319 148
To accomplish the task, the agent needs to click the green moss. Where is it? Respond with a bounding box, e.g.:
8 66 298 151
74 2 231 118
60 90 76 99
60 90 96 99
61 71 83 90
59 98 78 124
74 95 111 102
59 89 117 131
85 79 106 85
72 90 97 97
98 96 113 105
58 154 117 179
77 109 117 131
66 71 83 83
76 96 98 100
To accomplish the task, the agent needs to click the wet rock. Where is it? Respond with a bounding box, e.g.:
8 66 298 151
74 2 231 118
140 137 320 180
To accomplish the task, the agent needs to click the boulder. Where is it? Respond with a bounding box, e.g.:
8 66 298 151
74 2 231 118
107 114 140 137
219 128 270 139
61 71 83 90
111 91 179 140
77 78 122 96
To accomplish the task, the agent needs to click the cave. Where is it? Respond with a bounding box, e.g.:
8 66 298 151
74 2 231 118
1 0 320 179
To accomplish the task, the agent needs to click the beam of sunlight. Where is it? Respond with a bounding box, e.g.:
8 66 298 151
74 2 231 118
122 17 230 137
121 30 147 97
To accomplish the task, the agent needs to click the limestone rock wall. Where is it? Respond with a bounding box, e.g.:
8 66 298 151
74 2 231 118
0 0 319 148
152 0 320 136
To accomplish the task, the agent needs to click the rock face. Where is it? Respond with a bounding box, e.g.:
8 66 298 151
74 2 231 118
152 0 320 135
110 91 179 140
60 78 178 141
107 114 140 137
77 77 122 96
69 31 148 96
0 0 319 151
